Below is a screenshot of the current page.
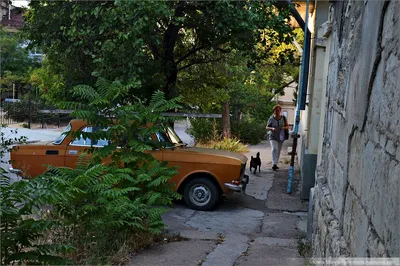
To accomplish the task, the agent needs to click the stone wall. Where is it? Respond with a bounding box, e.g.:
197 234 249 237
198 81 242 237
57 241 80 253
312 0 400 259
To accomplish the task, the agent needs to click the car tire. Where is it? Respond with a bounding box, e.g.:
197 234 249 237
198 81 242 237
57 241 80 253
183 177 220 211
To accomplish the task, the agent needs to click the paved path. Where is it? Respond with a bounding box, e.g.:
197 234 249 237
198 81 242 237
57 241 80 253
129 139 309 266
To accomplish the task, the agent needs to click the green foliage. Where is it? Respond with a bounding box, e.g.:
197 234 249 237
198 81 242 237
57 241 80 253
231 115 268 145
1 79 184 264
45 78 183 264
24 1 294 100
0 127 73 265
29 58 66 104
196 138 249 153
0 174 74 265
2 99 61 125
179 49 297 133
0 32 41 101
188 115 266 145
186 118 221 144
0 32 39 77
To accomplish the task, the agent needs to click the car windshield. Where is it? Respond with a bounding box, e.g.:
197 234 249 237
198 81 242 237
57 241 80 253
166 127 183 145
53 124 183 148
155 126 184 148
52 123 71 145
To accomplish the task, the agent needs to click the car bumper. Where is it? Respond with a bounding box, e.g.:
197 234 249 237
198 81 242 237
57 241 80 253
224 174 249 192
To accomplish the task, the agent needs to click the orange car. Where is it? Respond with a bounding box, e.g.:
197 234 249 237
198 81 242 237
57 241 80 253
10 119 249 211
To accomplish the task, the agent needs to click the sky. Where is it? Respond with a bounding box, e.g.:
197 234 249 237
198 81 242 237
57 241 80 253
12 0 29 8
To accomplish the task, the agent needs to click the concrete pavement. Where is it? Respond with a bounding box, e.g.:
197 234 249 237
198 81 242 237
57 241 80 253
1 126 62 143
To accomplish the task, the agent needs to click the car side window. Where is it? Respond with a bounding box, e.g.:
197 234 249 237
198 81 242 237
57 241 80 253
70 126 109 147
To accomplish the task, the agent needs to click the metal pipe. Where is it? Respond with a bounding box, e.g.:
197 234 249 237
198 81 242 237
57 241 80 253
287 0 310 194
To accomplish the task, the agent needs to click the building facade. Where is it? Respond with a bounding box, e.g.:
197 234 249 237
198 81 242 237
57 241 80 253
302 0 400 259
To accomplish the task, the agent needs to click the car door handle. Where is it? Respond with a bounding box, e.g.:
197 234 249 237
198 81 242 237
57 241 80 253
46 150 59 155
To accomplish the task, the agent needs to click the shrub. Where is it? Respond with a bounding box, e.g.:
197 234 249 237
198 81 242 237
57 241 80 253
1 80 184 265
188 115 267 146
2 100 63 125
0 173 74 265
186 118 221 143
0 127 72 265
196 138 249 153
231 115 267 145
47 78 183 264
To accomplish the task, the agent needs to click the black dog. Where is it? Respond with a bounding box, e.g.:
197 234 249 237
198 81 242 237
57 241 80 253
249 152 261 174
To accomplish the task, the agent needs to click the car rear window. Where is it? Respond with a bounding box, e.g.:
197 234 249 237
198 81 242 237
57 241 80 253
70 126 109 147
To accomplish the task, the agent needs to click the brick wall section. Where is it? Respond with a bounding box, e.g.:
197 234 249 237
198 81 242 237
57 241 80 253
312 0 400 258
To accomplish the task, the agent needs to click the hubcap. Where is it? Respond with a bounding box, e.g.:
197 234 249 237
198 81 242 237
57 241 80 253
189 185 211 207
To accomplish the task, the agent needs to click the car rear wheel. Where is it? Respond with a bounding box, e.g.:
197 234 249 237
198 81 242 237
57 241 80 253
183 177 220 211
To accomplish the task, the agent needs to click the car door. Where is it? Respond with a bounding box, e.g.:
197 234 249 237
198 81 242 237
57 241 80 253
65 126 104 168
65 126 163 169
141 133 163 162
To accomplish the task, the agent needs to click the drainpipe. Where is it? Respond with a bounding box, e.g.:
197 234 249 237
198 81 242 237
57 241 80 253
293 39 303 54
285 0 311 194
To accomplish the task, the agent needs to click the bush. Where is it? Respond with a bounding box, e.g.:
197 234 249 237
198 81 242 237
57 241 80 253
47 79 183 264
186 118 221 143
2 100 63 125
1 80 184 265
187 115 266 146
1 127 72 265
196 138 249 153
231 115 267 145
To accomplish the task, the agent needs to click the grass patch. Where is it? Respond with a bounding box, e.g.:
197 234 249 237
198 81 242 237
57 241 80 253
297 238 312 258
111 232 188 265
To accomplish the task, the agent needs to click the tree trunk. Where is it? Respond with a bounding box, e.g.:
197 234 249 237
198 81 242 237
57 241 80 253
164 64 178 99
162 1 185 99
222 100 231 139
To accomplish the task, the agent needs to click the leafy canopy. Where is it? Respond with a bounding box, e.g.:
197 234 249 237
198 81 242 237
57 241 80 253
24 0 294 99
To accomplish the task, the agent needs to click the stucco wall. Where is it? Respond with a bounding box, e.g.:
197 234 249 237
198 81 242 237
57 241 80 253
313 0 400 259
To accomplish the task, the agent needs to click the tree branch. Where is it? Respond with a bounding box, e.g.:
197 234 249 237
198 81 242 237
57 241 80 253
177 57 224 71
148 42 162 60
176 46 206 65
216 47 231 54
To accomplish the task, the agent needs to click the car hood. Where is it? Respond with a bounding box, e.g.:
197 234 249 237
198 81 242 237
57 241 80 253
176 146 247 164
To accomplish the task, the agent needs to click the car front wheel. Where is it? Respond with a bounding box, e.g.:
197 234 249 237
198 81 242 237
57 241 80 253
183 177 220 211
